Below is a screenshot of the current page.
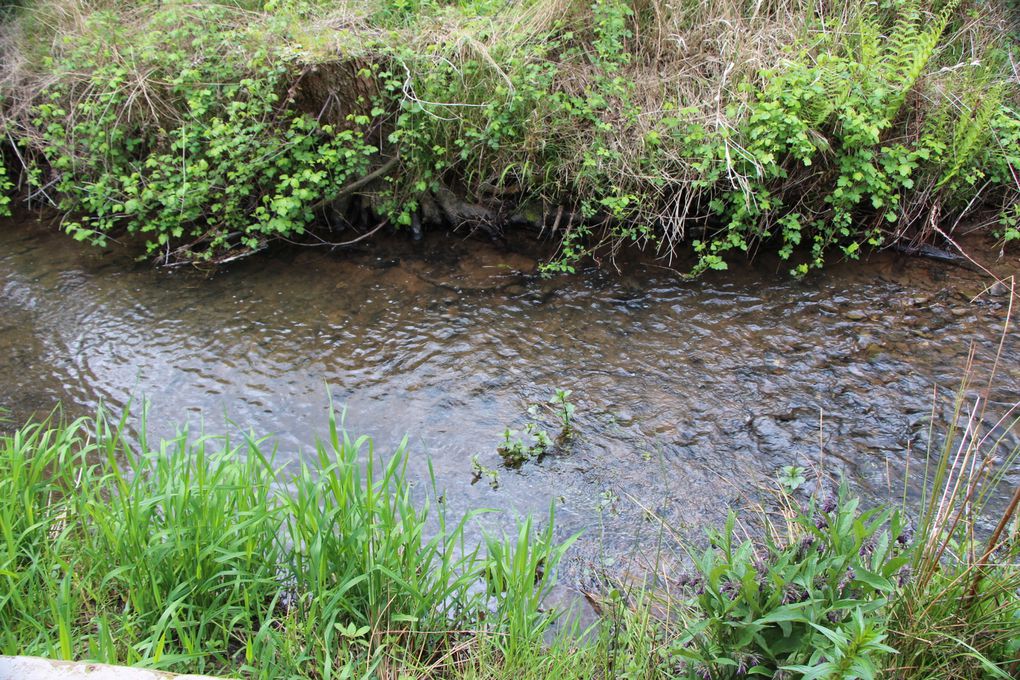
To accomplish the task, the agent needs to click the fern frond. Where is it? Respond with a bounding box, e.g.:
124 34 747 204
937 84 1004 190
878 0 960 121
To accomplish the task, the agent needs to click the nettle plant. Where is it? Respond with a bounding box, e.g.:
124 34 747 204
668 485 911 679
31 5 375 261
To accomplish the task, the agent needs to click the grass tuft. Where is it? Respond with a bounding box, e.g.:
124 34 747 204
0 409 576 678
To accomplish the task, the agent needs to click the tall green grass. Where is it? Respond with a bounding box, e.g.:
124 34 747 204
2 389 1017 678
0 410 576 678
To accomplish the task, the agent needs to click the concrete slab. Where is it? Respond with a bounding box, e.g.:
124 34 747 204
0 657 225 680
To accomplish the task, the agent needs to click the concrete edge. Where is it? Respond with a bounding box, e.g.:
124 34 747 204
0 657 226 680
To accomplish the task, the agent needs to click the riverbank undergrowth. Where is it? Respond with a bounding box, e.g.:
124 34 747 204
0 0 1018 273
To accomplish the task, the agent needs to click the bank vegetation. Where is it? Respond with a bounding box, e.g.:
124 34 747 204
0 0 1017 273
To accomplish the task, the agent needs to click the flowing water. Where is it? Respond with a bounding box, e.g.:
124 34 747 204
2 216 1017 589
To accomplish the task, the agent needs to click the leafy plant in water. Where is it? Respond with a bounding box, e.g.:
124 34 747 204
550 388 576 433
497 422 551 468
470 454 500 489
779 465 807 492
597 488 619 514
497 388 578 467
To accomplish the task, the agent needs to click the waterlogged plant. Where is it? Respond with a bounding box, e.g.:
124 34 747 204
497 389 578 467
596 488 619 514
470 454 500 489
528 388 578 438
497 422 552 468
498 428 527 465
531 423 554 452
779 465 807 492
550 388 576 433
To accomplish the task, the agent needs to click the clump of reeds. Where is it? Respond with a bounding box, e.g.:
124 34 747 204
0 408 575 678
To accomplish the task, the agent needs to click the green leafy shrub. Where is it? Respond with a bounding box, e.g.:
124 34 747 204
687 0 1020 275
30 4 376 260
1 0 1017 269
664 486 910 678
0 138 11 216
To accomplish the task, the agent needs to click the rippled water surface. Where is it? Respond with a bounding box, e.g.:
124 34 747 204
2 218 1017 585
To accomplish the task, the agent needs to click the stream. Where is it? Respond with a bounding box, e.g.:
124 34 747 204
2 217 1017 592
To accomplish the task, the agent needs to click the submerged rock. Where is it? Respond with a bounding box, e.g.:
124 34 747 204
988 280 1011 297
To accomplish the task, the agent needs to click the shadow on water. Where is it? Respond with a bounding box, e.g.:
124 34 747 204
1 215 1017 591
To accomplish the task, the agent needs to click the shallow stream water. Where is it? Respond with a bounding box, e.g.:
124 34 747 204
2 217 1017 591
